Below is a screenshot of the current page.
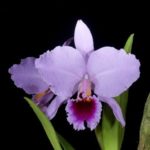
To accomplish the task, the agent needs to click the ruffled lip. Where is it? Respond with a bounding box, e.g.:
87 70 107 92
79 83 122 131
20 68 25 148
65 96 102 131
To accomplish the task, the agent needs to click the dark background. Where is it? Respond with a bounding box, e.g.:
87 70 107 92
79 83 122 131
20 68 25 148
1 3 150 150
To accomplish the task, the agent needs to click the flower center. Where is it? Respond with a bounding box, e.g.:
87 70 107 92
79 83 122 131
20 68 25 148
77 75 92 100
65 76 102 130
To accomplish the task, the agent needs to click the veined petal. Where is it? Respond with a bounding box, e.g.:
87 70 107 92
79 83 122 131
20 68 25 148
9 57 49 94
46 96 66 119
99 96 125 126
87 47 140 97
74 20 94 55
35 46 86 99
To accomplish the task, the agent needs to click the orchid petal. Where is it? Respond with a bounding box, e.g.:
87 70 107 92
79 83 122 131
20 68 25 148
99 96 125 126
74 20 94 55
35 46 86 99
46 96 66 119
87 47 140 97
9 57 48 94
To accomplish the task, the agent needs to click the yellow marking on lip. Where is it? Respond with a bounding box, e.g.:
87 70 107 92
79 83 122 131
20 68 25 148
86 86 92 97
34 89 50 101
34 92 46 101
86 97 92 102
85 81 92 97
82 97 92 102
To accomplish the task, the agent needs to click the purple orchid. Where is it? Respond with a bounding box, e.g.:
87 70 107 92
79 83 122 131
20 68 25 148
34 20 140 130
8 57 63 118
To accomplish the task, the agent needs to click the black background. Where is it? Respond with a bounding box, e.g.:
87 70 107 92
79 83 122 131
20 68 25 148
1 2 150 150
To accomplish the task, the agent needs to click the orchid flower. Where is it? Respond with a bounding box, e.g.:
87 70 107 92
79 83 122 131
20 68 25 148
35 20 140 130
8 57 63 118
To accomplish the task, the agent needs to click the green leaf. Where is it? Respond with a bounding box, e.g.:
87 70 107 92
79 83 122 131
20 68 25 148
95 34 134 150
24 97 62 150
124 33 134 53
57 132 75 150
95 93 128 150
99 105 123 150
115 91 128 146
138 93 150 150
95 124 104 150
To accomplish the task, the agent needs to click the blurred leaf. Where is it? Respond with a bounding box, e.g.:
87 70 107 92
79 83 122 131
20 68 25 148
57 133 75 150
95 34 134 150
95 125 104 150
138 93 150 150
24 97 62 150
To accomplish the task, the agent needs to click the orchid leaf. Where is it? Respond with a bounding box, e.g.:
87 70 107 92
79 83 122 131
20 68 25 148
115 91 128 146
138 93 150 150
124 33 134 53
24 97 62 150
57 132 75 150
95 125 104 150
95 105 122 150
